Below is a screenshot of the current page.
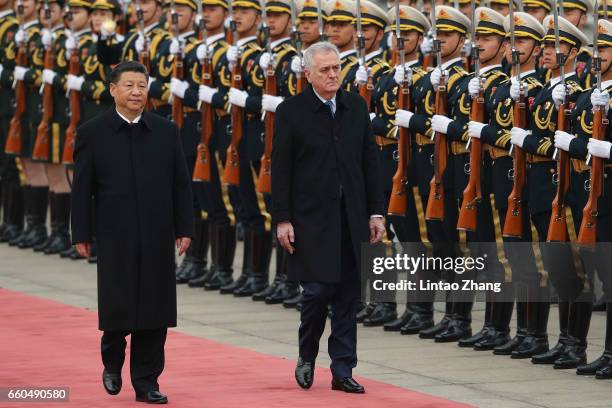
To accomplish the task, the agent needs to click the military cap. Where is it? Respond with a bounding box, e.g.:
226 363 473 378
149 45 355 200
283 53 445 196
559 0 593 13
297 0 326 19
475 7 506 37
233 0 262 10
523 0 553 11
92 0 121 13
171 0 198 10
503 11 545 41
597 0 612 18
326 0 356 23
38 0 66 7
444 0 479 5
68 0 92 9
356 0 387 29
598 18 612 47
387 5 430 34
266 0 292 14
435 5 471 35
202 0 229 9
542 14 589 48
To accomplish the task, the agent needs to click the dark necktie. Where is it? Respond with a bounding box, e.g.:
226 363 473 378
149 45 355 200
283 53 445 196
324 100 335 118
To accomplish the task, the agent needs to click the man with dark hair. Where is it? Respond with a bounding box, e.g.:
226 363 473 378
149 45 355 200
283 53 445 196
71 60 194 404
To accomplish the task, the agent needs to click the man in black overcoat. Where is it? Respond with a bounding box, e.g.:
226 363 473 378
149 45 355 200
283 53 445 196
272 42 386 393
71 61 194 404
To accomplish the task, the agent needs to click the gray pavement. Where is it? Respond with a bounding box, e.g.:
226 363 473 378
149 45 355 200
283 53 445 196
0 243 610 408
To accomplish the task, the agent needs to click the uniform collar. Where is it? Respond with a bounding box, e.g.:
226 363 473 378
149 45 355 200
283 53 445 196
144 22 158 33
479 64 501 75
339 49 356 59
23 19 39 30
0 9 14 19
237 36 257 48
51 24 64 32
365 49 382 62
601 79 612 90
270 36 290 49
206 32 225 46
178 30 195 41
549 73 577 88
441 57 463 70
73 28 91 39
406 58 420 68
518 69 536 78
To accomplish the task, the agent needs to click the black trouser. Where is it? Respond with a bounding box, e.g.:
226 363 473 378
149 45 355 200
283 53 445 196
101 328 167 394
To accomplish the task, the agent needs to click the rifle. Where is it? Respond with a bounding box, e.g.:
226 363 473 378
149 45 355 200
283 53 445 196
222 1 245 185
5 0 27 156
546 0 569 242
61 7 81 165
170 0 184 128
135 0 152 111
425 0 448 220
290 0 306 93
355 0 373 106
316 0 327 41
503 4 527 238
577 7 606 245
256 1 275 193
457 0 483 231
388 2 411 216
32 0 54 161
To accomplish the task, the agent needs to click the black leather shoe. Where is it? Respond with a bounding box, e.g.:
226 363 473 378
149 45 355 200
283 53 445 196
102 369 121 395
596 359 612 379
68 247 85 260
187 268 215 287
577 353 612 375
435 320 472 343
220 274 248 294
60 246 76 258
363 303 397 327
175 260 204 284
283 292 304 309
511 336 549 359
532 341 567 364
331 377 365 393
400 313 434 335
265 282 299 304
419 316 451 339
203 271 233 290
473 329 511 351
493 333 526 355
384 308 414 332
135 390 168 404
458 326 490 348
553 344 587 369
295 357 314 389
356 303 376 323
252 280 278 301
233 276 269 297
43 233 71 255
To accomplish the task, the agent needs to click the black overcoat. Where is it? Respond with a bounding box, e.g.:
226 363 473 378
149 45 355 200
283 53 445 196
271 85 384 283
71 108 194 331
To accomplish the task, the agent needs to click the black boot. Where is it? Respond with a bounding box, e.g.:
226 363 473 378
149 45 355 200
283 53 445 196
283 292 304 309
0 180 9 236
419 314 452 339
177 215 208 284
264 248 299 304
532 301 569 364
512 300 550 359
9 185 32 246
34 192 56 252
189 222 216 287
18 186 48 249
363 302 398 327
0 181 24 243
204 224 236 290
234 229 272 296
578 305 612 375
436 301 472 343
356 303 376 323
384 304 415 332
44 193 71 254
475 301 512 351
400 303 434 334
220 228 252 294
554 301 592 369
459 300 492 348
495 300 528 355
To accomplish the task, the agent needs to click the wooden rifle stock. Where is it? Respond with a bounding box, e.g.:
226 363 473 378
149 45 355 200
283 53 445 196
296 73 306 94
503 93 528 237
358 71 374 108
222 57 244 186
139 44 153 112
388 77 411 215
457 89 484 231
33 39 56 161
577 107 606 245
425 74 448 220
62 47 81 164
546 104 569 242
5 44 28 156
422 53 432 71
256 64 275 194
193 53 215 182
172 51 184 129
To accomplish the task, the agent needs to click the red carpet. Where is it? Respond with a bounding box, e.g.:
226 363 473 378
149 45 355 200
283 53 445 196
0 288 472 407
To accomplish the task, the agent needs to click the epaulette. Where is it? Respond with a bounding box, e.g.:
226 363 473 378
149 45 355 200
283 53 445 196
525 76 543 92
566 79 582 95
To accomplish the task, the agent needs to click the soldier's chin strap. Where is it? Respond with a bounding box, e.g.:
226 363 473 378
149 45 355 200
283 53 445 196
445 34 464 63
479 37 505 66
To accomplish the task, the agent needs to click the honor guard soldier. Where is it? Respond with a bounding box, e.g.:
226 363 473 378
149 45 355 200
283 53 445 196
508 13 588 360
523 0 552 23
0 0 22 243
559 0 592 86
466 11 545 354
489 0 512 16
325 0 358 90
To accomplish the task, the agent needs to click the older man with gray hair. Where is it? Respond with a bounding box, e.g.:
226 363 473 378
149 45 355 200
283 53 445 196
271 42 385 393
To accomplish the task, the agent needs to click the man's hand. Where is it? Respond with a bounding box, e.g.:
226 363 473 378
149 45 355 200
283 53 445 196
176 237 191 256
75 242 91 258
369 217 385 243
276 221 295 254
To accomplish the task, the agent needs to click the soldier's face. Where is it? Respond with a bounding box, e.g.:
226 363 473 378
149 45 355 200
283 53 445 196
562 9 586 28
18 0 37 19
305 50 341 95
599 46 612 76
541 41 575 70
437 31 463 58
138 0 160 24
505 37 540 65
490 3 510 16
524 6 547 23
174 5 195 32
233 7 260 34
203 5 227 31
110 71 149 114
459 4 471 17
70 7 90 32
40 3 63 27
90 9 113 33
298 17 321 44
362 25 383 53
328 21 354 48
391 31 422 56
267 11 290 36
475 34 506 63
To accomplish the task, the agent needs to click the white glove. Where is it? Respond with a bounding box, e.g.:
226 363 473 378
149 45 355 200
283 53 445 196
148 76 155 90
420 36 433 54
0 64 3 79
65 34 76 51
395 109 414 128
196 43 212 61
462 40 472 57
468 77 481 98
290 55 302 73
42 69 56 85
591 88 610 112
431 114 451 134
224 16 231 29
100 22 115 38
228 87 248 108
430 67 445 88
587 138 612 159
510 127 529 148
393 64 412 86
169 38 181 55
509 77 522 101
198 85 217 104
13 66 27 81
356 64 368 83
135 34 146 54
468 121 486 139
170 78 189 99
41 29 53 48
262 94 283 112
227 46 238 65
259 52 272 71
554 130 574 152
369 112 376 121
66 74 84 91
15 29 26 45
552 84 566 108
